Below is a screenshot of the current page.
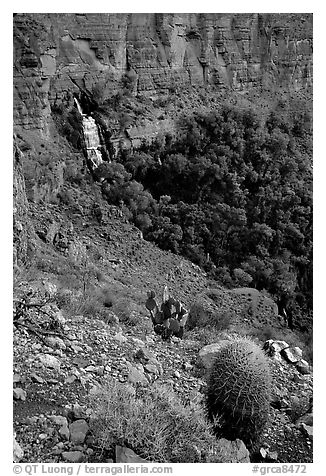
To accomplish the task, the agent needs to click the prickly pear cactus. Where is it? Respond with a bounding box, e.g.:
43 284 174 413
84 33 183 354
206 337 271 449
145 291 158 312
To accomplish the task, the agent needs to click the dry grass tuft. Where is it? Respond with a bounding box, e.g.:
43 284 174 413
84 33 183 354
90 379 223 463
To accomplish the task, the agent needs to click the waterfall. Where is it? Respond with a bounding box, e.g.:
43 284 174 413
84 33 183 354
74 97 84 116
74 98 104 169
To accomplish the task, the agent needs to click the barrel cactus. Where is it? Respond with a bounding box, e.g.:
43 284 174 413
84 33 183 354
206 337 271 449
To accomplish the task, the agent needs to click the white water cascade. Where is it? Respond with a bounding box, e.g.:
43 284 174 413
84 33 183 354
74 98 104 169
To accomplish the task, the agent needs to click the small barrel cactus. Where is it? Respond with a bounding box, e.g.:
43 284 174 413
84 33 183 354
206 337 271 449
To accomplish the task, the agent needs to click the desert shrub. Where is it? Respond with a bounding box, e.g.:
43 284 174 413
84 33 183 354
57 188 74 206
187 327 222 347
188 300 233 332
249 325 279 343
206 337 271 450
111 299 140 326
188 301 212 329
233 268 253 287
99 287 114 308
69 290 101 317
54 287 74 310
90 380 224 463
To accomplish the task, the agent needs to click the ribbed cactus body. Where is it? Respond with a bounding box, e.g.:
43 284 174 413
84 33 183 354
206 338 271 448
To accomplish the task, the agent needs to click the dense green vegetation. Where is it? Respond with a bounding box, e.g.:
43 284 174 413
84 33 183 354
93 102 312 331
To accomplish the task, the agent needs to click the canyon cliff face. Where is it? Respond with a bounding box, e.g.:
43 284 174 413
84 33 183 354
13 13 312 132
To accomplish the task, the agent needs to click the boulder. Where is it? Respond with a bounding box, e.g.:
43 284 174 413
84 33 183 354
115 445 149 463
198 341 229 370
37 354 61 371
69 419 89 444
211 438 250 463
281 346 303 363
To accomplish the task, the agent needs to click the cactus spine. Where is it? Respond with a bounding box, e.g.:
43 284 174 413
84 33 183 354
206 337 271 448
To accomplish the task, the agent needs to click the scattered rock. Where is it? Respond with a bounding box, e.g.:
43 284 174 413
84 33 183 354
72 356 91 368
48 415 68 426
183 362 193 371
270 387 287 409
62 451 84 463
144 363 160 375
13 374 24 384
44 336 66 350
212 438 250 463
59 425 70 441
69 419 89 444
300 423 313 440
135 348 162 375
13 388 27 401
260 447 268 459
260 447 278 461
296 413 313 427
130 337 145 347
30 372 44 383
115 445 149 463
264 340 289 356
65 375 77 384
268 451 278 461
281 346 303 364
37 354 61 371
174 370 181 378
135 348 154 362
13 433 24 462
114 332 127 344
70 343 83 353
84 365 97 372
296 359 310 375
69 403 87 420
127 363 148 385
